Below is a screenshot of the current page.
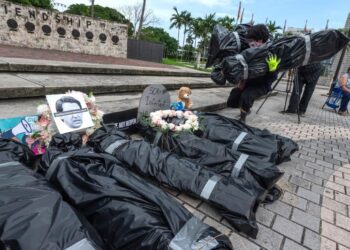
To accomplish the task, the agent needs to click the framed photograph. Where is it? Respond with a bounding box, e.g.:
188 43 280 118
46 93 94 134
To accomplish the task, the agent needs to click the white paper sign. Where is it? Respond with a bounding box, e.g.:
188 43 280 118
46 93 94 134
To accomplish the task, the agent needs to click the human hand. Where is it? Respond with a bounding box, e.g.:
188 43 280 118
266 54 281 72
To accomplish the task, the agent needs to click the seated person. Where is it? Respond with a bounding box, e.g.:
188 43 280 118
227 24 277 123
338 67 350 115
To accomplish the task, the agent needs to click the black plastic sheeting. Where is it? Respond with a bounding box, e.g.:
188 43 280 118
88 126 261 238
0 139 104 250
206 24 251 68
141 127 283 192
213 46 269 85
270 30 350 68
199 113 299 164
40 134 232 250
0 137 36 167
212 29 350 84
200 113 299 163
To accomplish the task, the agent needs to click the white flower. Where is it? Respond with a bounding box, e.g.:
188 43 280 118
168 123 175 131
188 115 198 122
37 104 50 115
176 111 184 118
159 120 167 126
184 110 193 117
163 110 171 117
175 126 182 132
87 95 96 103
151 117 159 124
96 110 104 119
183 123 191 130
161 124 169 130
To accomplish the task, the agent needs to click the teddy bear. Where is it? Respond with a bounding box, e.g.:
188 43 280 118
177 87 193 109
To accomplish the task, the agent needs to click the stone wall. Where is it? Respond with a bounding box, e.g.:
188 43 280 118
0 1 128 58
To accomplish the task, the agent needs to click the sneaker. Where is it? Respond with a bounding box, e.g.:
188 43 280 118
299 112 306 117
338 111 347 116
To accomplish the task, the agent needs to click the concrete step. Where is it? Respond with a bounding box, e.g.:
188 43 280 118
0 73 222 99
0 57 209 77
0 87 231 119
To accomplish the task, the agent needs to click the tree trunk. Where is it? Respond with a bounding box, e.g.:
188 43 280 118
136 0 146 40
183 24 187 47
91 0 94 18
177 28 180 47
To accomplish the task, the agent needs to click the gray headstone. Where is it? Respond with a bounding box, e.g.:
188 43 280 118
137 85 170 120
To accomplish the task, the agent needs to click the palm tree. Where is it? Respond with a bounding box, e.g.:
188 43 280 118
200 13 217 55
90 0 95 18
217 16 235 31
267 20 282 34
136 0 146 40
181 11 192 47
188 18 203 49
170 7 182 47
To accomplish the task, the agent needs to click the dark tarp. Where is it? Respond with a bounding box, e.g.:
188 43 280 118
139 123 283 192
270 29 350 68
0 139 104 250
210 64 227 86
41 134 232 250
199 113 298 164
199 113 299 163
212 29 350 84
88 126 261 238
0 137 36 167
206 24 250 68
213 46 269 85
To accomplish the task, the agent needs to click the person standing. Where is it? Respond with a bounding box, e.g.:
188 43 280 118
338 67 350 115
283 62 323 116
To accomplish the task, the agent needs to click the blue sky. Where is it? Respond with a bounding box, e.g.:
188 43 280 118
58 0 349 41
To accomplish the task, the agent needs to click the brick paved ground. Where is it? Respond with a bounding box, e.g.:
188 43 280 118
0 44 173 68
165 85 350 250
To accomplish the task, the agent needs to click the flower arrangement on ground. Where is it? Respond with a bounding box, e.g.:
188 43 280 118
147 110 200 133
32 91 104 154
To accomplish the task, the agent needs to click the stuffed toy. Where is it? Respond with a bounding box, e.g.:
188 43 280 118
170 101 185 111
177 87 192 109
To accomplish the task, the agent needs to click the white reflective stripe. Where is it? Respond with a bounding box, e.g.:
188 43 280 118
105 140 129 154
169 216 218 250
200 175 222 200
235 54 248 80
231 154 249 178
302 35 311 66
0 161 20 169
65 238 96 250
232 132 248 151
233 32 241 51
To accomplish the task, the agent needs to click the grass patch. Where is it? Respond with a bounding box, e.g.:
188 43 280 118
163 58 212 73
